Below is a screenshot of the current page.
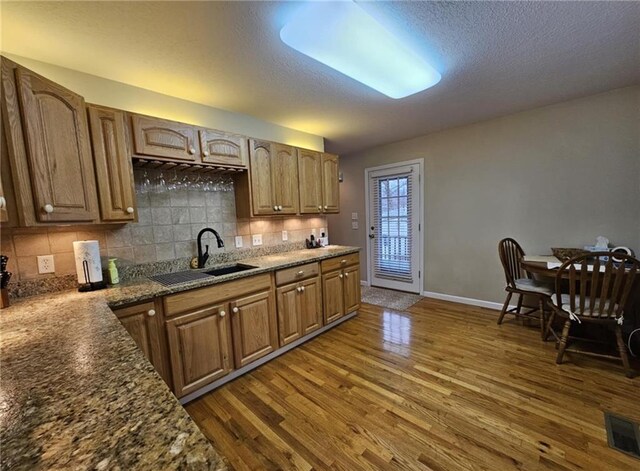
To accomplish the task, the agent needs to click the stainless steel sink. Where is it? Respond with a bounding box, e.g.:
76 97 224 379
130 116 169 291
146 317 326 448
204 264 257 276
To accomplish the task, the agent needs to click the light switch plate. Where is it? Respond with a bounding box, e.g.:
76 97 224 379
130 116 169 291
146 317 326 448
234 236 243 248
282 230 288 241
351 212 358 220
352 221 359 230
252 234 263 246
37 255 55 274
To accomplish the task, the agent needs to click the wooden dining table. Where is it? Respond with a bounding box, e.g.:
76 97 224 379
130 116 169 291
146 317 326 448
521 260 640 331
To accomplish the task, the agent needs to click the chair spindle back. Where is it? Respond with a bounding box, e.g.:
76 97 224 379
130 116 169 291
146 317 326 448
498 238 528 288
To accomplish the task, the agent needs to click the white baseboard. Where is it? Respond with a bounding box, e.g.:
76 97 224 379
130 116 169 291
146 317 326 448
360 280 370 287
422 290 508 311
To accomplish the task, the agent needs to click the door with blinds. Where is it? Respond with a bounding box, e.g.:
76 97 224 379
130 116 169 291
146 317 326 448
367 162 421 293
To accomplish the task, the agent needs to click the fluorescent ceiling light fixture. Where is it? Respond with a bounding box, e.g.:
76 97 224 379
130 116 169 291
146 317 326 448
280 1 441 99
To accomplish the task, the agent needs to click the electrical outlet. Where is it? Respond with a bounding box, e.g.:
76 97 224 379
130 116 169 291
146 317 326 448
37 255 55 274
252 234 263 246
352 221 359 230
234 236 243 248
282 230 288 241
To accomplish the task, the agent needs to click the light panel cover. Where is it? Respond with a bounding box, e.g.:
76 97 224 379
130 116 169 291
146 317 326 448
280 1 441 99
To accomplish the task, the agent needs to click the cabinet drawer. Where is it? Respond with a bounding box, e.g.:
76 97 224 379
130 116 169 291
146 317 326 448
163 273 271 316
321 253 359 272
275 262 319 286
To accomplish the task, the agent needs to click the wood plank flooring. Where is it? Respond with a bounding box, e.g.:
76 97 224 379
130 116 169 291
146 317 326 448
186 299 639 470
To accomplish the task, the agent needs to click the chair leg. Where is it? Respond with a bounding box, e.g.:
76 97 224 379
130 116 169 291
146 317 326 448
615 326 635 378
538 298 546 340
516 294 523 314
497 292 512 325
544 311 556 342
556 320 572 364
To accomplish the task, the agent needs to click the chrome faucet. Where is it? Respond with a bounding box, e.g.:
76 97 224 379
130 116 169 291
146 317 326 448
196 227 225 268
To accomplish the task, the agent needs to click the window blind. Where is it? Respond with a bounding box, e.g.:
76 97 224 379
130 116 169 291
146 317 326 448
371 169 414 283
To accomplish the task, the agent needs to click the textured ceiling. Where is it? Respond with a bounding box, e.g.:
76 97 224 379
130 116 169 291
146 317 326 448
2 1 639 154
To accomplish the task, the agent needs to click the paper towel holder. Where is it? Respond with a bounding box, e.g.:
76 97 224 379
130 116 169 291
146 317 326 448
73 240 107 292
78 259 107 292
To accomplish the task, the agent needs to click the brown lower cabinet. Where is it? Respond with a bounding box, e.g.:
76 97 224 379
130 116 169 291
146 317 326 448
230 289 278 368
114 258 359 400
112 300 172 386
276 276 323 346
166 303 233 398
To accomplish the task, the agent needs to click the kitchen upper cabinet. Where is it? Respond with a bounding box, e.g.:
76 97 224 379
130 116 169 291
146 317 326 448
298 149 322 214
321 153 340 213
131 114 199 162
87 105 137 222
113 301 172 386
1 59 99 224
199 128 248 168
248 139 277 215
230 289 278 368
166 303 233 398
272 143 299 214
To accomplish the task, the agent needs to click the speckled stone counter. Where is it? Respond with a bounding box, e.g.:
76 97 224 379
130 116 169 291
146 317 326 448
0 245 360 470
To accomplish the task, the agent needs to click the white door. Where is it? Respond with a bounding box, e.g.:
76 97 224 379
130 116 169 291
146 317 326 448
366 161 422 293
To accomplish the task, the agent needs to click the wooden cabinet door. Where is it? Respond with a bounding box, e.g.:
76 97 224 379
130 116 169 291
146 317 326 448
0 148 8 223
166 303 233 398
113 301 171 385
15 66 98 222
249 139 277 215
276 283 302 346
131 114 199 162
273 144 299 214
343 265 361 314
199 128 248 167
321 153 340 213
301 277 323 335
87 105 136 222
298 149 322 214
230 289 278 368
323 269 344 324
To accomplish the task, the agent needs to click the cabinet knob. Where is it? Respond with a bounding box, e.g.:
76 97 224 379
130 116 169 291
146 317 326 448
318 205 322 211
340 259 347 265
220 310 226 317
345 272 349 278
147 309 156 317
43 204 54 214
0 197 6 209
301 286 305 292
273 205 278 211
277 205 283 211
324 205 328 210
339 274 343 279
126 206 134 214
188 146 196 155
232 307 239 313
296 270 304 276
297 286 302 293
203 150 210 157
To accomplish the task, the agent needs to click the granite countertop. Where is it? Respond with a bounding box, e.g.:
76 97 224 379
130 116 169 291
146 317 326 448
0 245 360 470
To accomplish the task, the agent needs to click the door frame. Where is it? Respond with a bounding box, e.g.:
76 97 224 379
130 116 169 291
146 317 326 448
364 158 424 294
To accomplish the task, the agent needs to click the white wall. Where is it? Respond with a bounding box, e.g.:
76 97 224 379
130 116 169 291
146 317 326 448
3 54 324 151
328 86 640 303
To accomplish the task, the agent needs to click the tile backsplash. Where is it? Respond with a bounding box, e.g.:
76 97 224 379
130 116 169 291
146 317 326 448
0 184 328 282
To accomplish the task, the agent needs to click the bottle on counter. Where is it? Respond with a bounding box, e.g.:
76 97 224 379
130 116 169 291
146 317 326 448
107 258 120 285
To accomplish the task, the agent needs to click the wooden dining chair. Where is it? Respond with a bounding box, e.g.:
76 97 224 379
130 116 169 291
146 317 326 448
497 238 554 339
551 252 639 378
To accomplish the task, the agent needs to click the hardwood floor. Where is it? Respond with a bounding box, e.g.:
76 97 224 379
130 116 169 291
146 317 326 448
186 299 639 471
